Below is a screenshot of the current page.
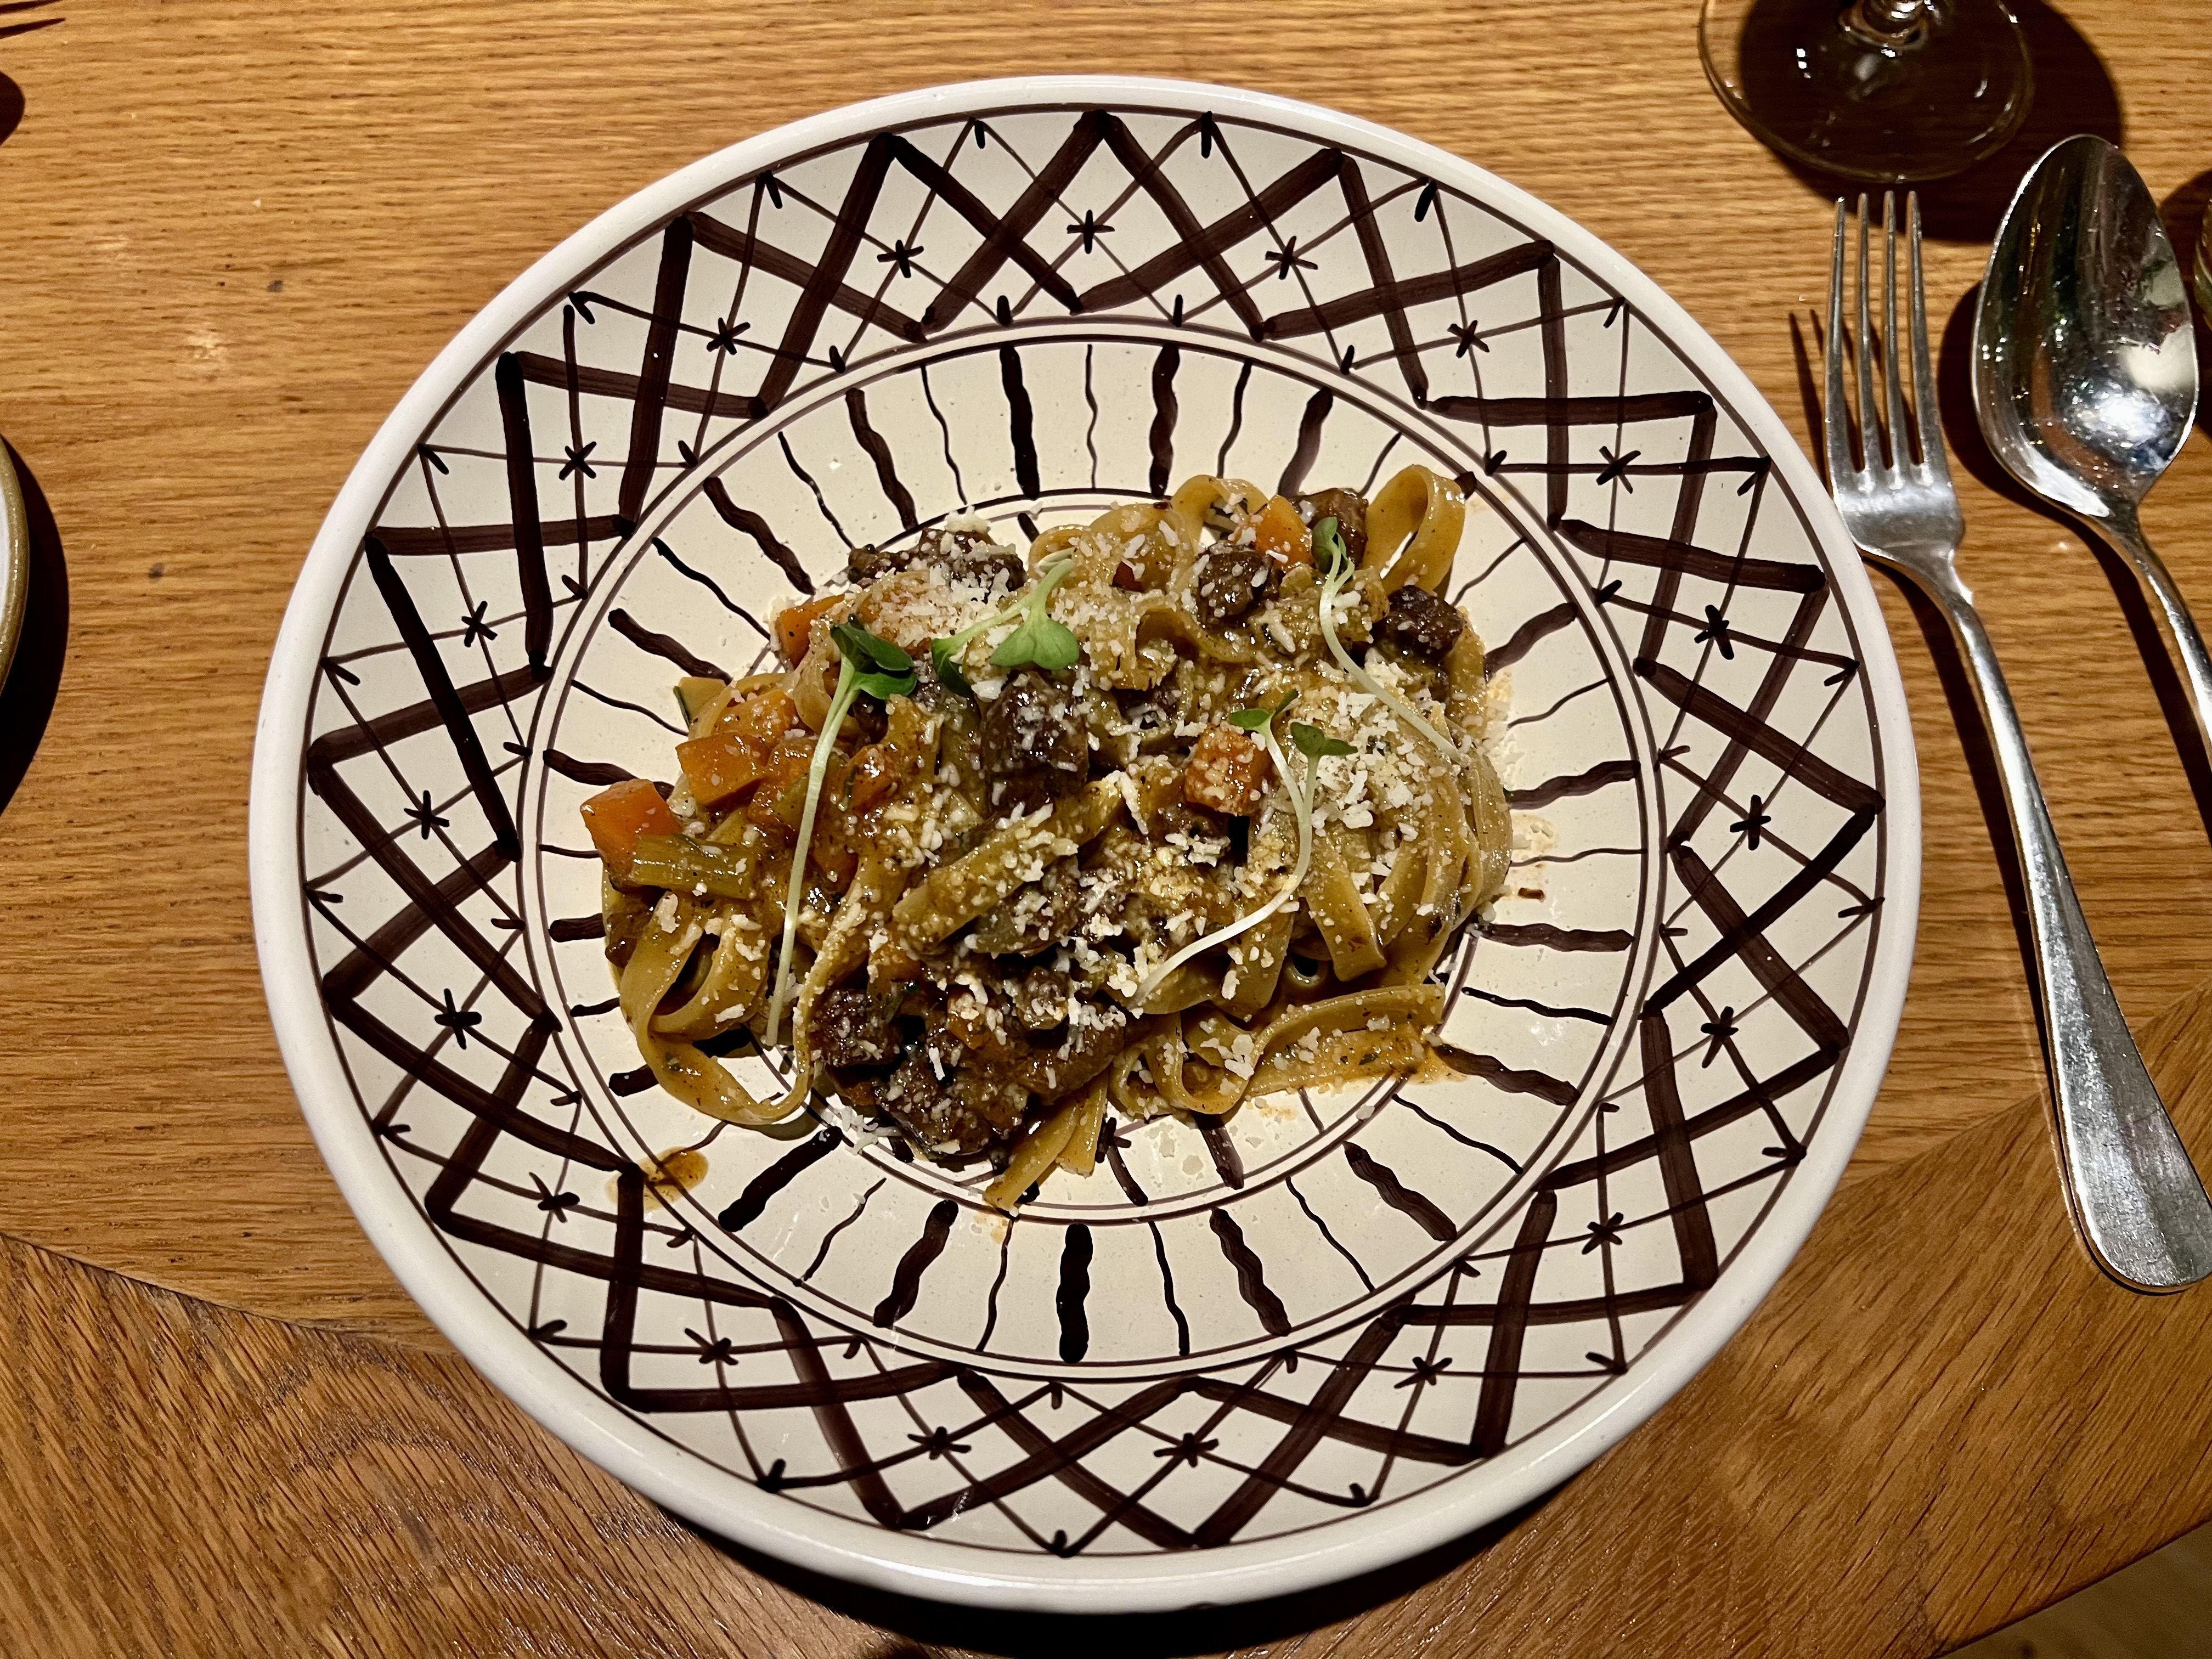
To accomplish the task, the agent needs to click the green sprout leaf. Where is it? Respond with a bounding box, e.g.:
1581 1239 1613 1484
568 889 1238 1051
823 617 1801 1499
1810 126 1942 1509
827 620 915 704
929 636 973 696
831 620 912 675
993 611 1080 672
1312 516 1348 578
1289 721 1352 759
928 555 1077 693
854 668 916 701
988 558 1081 672
1226 690 1297 732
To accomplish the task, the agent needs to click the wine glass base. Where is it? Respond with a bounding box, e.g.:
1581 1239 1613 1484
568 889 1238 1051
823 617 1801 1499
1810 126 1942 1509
1700 0 2034 183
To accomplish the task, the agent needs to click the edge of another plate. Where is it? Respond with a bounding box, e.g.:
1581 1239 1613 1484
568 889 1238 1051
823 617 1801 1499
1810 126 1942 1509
0 438 27 700
249 75 1921 1613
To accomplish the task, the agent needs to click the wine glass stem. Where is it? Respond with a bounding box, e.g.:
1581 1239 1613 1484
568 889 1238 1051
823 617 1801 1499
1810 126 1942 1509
1843 0 1929 43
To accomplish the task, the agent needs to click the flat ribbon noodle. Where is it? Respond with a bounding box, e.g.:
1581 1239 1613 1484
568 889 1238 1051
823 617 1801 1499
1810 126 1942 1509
890 779 1122 950
1365 465 1466 592
589 471 1517 1201
617 893 784 1125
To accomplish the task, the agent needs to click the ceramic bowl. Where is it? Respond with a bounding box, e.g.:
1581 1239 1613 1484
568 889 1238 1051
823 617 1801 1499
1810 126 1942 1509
251 76 1918 1612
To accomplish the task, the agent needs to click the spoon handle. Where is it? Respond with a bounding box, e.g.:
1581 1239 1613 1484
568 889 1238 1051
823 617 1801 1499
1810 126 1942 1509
1929 574 2212 1290
2097 508 2212 770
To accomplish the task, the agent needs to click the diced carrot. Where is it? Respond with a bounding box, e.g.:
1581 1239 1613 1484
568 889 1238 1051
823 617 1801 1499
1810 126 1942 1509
744 731 820 838
1250 494 1314 567
772 595 843 665
676 732 768 809
579 777 680 876
718 686 798 748
678 688 800 809
1184 724 1272 816
843 743 902 814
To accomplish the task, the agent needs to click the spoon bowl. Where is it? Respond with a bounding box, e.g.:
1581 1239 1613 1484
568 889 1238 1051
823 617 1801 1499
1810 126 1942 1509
1976 136 2196 520
1976 135 2212 768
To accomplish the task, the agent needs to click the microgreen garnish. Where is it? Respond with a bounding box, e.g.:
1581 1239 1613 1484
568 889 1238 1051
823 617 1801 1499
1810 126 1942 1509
1135 696 1339 1006
830 619 917 700
1316 528 1465 766
831 619 912 676
928 555 1077 693
929 636 974 696
764 622 916 1052
1226 691 1297 732
1289 721 1352 759
989 560 1079 670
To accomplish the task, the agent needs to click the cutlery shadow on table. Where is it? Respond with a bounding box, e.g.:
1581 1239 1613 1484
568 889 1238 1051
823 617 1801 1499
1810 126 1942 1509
0 441 66 818
675 1486 1565 1657
1764 0 2120 245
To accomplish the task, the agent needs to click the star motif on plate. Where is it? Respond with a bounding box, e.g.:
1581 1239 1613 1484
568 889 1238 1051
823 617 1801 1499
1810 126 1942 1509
1730 795 1773 849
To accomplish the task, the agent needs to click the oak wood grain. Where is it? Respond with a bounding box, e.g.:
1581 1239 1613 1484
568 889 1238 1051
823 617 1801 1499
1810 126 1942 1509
0 0 2209 1648
5 975 2209 1657
0 0 2207 1328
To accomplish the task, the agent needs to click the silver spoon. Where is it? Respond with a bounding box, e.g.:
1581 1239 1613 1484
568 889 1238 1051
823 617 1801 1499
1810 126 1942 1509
1973 136 2212 1290
1976 136 2208 754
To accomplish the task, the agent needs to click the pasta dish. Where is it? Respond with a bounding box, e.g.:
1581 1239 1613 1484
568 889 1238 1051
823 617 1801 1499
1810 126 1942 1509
579 467 1511 1208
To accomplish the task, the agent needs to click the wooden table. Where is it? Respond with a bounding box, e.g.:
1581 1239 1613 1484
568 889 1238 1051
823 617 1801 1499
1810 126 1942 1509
3 3 2210 1652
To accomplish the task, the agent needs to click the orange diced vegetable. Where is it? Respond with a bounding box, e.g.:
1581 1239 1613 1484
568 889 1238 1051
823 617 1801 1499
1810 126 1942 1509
680 688 800 809
579 777 680 876
1184 724 1272 816
744 731 820 838
676 732 768 809
772 595 843 665
843 743 902 815
1250 494 1314 567
718 686 798 748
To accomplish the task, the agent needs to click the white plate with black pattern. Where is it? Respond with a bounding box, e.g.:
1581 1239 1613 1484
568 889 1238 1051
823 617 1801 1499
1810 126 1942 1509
250 76 1918 1612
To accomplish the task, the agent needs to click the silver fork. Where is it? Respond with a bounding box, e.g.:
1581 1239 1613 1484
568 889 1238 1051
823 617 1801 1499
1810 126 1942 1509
1826 193 2212 1291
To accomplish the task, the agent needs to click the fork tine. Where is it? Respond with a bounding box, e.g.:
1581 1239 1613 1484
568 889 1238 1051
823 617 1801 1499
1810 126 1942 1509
1882 193 1910 471
1825 199 1853 484
1855 195 1880 472
1907 191 1951 482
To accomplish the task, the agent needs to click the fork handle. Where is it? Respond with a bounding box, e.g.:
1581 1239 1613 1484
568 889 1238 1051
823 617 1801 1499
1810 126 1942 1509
1929 578 2212 1290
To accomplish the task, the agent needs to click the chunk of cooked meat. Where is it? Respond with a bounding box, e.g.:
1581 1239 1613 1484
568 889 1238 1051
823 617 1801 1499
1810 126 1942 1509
970 854 1082 956
876 1049 1029 1156
980 668 1090 812
1191 540 1276 629
1011 963 1073 1031
1299 487 1368 565
1375 582 1467 660
1152 798 1234 866
849 526 1025 594
941 981 1130 1098
808 986 901 1070
1183 723 1271 816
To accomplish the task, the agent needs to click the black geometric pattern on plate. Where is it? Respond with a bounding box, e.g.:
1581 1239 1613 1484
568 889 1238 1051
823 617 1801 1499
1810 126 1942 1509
295 99 1887 1554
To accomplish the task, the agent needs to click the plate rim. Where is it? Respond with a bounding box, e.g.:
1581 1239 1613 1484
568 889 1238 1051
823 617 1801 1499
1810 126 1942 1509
249 72 1922 1612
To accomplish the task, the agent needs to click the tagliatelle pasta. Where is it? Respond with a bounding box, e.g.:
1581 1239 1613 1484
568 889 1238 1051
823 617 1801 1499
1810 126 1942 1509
579 465 1513 1209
